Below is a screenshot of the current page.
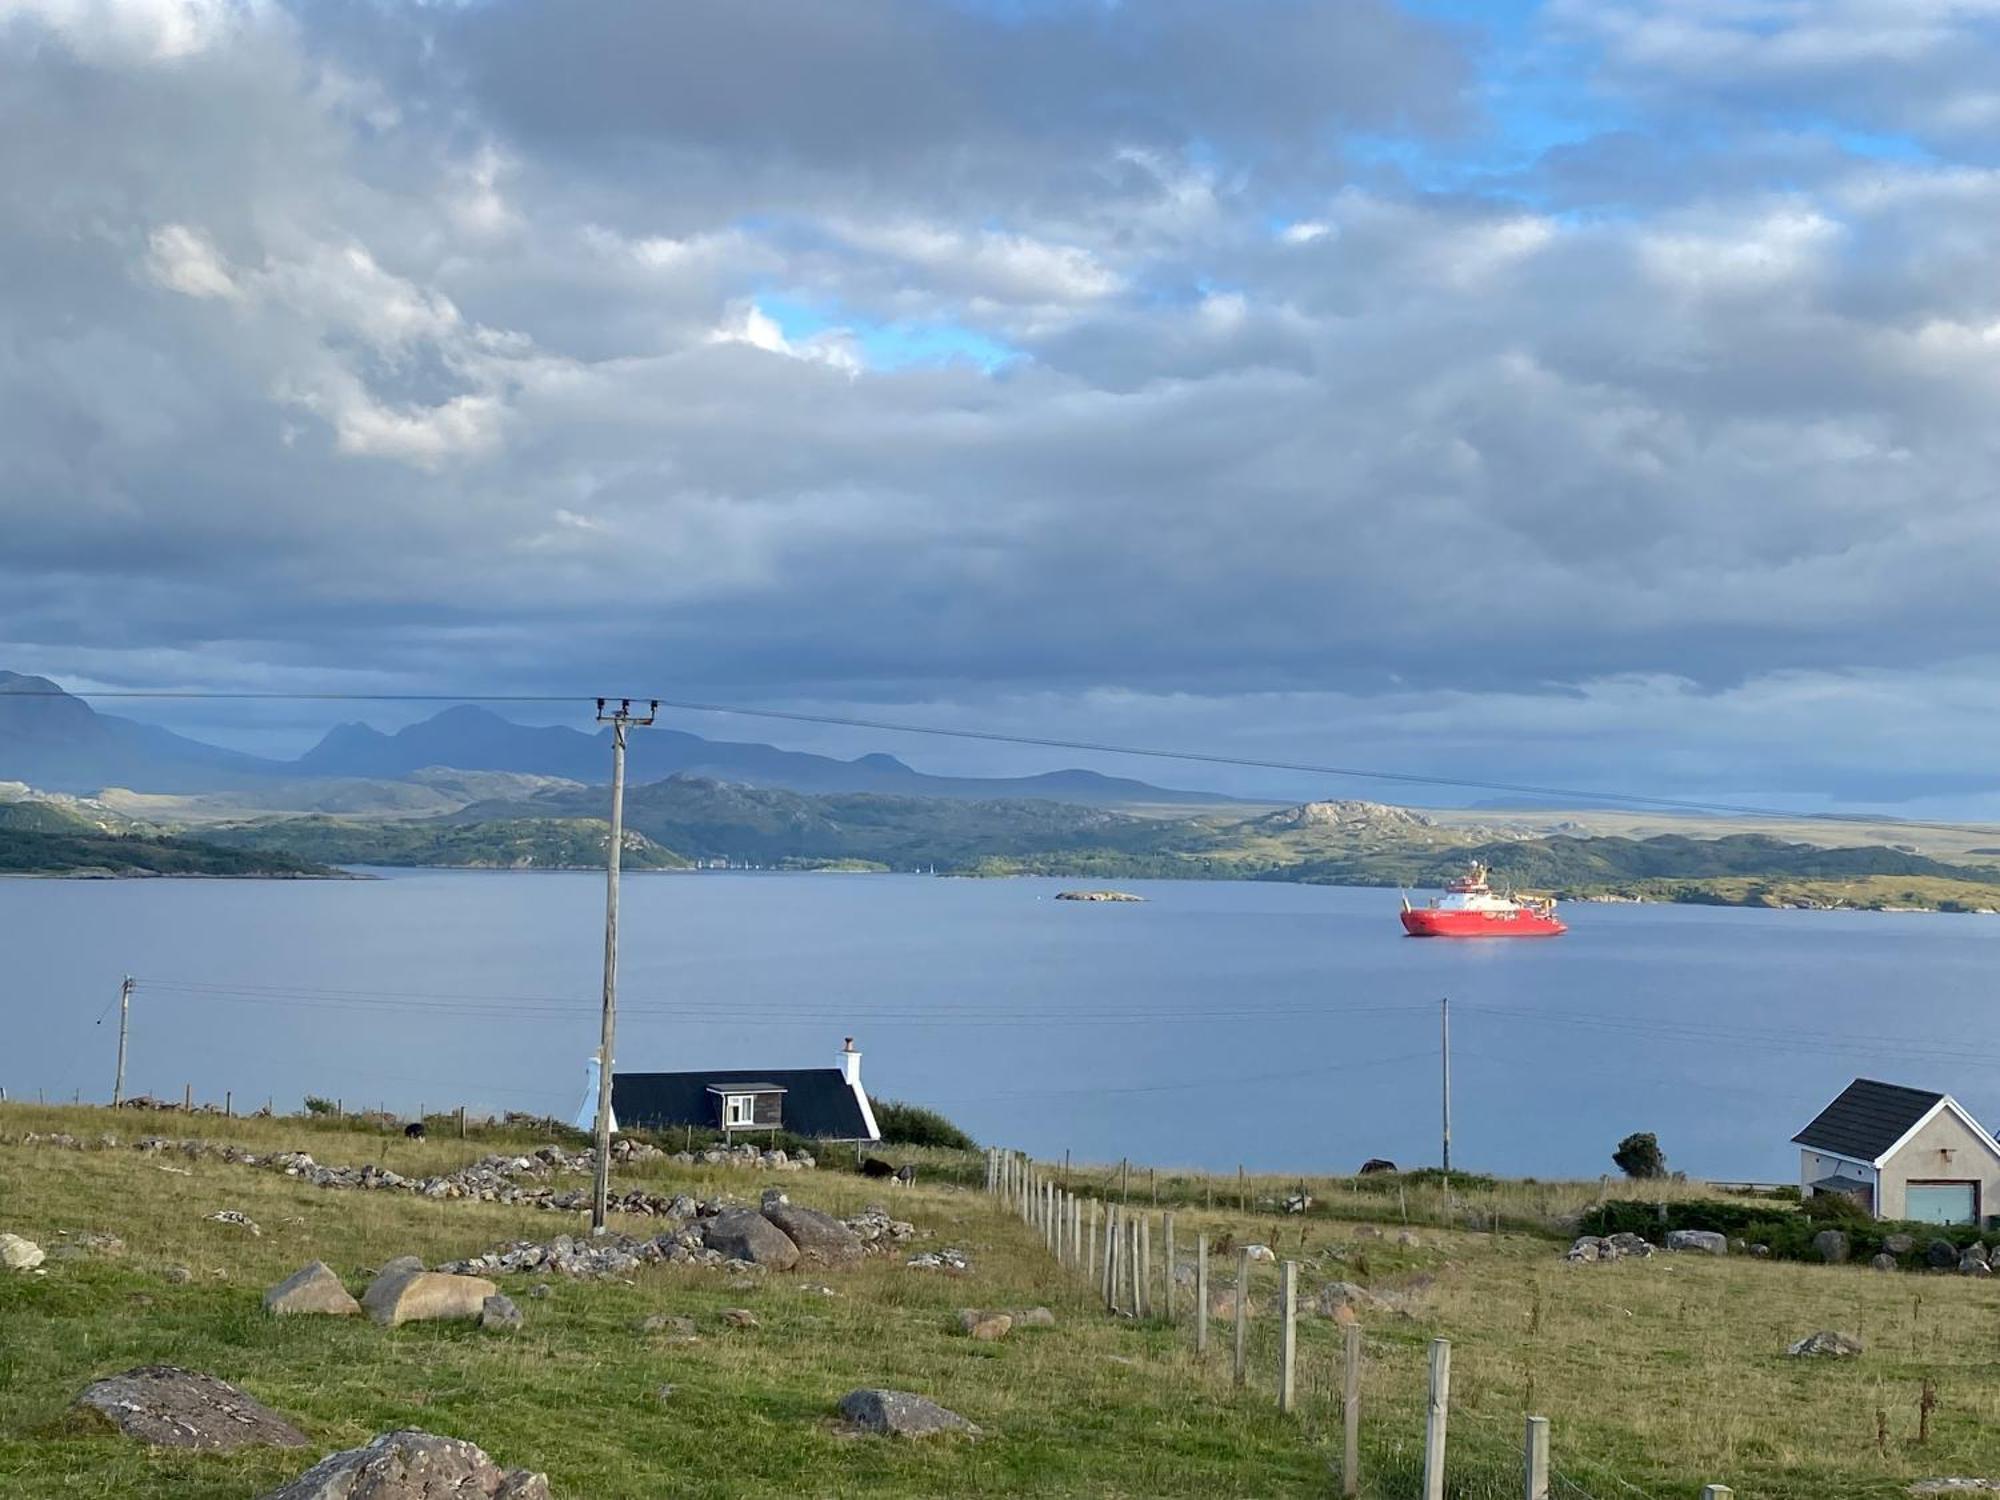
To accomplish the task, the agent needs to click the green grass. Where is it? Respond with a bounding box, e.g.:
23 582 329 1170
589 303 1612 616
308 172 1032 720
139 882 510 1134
7 1106 2000 1497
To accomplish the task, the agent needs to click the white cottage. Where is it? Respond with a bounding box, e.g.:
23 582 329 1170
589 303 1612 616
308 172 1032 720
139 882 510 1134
1793 1078 2000 1225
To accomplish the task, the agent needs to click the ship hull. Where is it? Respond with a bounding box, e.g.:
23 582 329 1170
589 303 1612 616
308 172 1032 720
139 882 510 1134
1400 908 1566 938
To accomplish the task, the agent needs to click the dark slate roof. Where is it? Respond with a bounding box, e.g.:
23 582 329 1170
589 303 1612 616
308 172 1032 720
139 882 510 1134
1793 1079 1944 1163
614 1067 872 1140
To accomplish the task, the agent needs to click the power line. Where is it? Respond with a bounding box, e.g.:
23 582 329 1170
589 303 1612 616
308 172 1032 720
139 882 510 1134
9 683 1999 836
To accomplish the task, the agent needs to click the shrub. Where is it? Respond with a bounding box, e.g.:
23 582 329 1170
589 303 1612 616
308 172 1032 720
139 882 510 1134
1801 1190 1872 1225
1613 1131 1667 1179
1579 1197 1990 1267
302 1095 337 1117
871 1099 977 1151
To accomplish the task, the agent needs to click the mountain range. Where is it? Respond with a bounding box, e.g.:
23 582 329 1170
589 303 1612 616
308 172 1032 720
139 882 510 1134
0 673 1230 806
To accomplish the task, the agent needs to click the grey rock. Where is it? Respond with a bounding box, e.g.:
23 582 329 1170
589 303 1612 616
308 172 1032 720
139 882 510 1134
1666 1229 1727 1256
263 1262 361 1318
762 1203 864 1267
376 1255 424 1279
1884 1233 1917 1255
1606 1232 1656 1259
1 1234 45 1272
255 1428 548 1499
75 1366 308 1451
164 1265 193 1285
839 1389 980 1438
1871 1253 1900 1272
1961 1251 1992 1277
1812 1229 1851 1265
1928 1238 1961 1269
956 1309 1011 1340
1011 1306 1056 1329
701 1210 800 1271
480 1294 523 1333
636 1313 698 1340
1787 1330 1865 1358
1750 1243 1771 1258
1563 1236 1603 1263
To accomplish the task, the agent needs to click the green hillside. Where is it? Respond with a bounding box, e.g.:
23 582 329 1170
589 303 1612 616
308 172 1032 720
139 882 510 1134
0 827 334 877
203 815 688 871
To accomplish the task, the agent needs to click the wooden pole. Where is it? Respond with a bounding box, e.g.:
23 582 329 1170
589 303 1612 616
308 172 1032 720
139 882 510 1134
1233 1249 1251 1386
1129 1214 1143 1317
1195 1234 1210 1355
224 1090 232 1118
1138 1214 1152 1318
1238 1163 1246 1212
1343 1323 1362 1497
1422 1338 1452 1500
457 1105 466 1139
1088 1200 1099 1286
1163 1212 1178 1321
112 976 132 1106
1104 1205 1117 1308
1278 1259 1298 1414
182 1082 192 1111
1525 1415 1550 1500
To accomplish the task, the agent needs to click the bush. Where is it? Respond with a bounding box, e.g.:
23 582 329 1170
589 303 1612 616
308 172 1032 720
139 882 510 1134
302 1095 337 1117
1801 1190 1872 1225
1612 1131 1667 1179
871 1099 976 1151
1579 1197 1990 1267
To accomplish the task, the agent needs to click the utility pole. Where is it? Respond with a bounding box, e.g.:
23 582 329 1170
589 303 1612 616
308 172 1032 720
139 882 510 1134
591 697 657 1234
1440 996 1452 1186
112 976 133 1106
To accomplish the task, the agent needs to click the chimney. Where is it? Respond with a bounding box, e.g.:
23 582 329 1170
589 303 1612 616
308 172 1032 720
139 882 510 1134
839 1036 861 1086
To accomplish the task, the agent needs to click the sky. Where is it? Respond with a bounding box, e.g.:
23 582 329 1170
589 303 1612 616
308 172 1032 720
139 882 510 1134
8 0 2000 810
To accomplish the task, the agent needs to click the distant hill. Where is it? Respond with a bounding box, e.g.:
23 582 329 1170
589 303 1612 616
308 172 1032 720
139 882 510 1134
0 675 1232 807
0 672 283 793
294 705 1230 806
204 815 688 871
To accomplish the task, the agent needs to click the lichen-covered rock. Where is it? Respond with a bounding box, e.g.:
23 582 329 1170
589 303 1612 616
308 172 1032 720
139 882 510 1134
1666 1229 1726 1256
1884 1233 1916 1255
762 1203 863 1266
956 1309 1011 1340
1011 1307 1056 1329
74 1366 308 1451
1788 1330 1864 1358
1871 1253 1900 1272
361 1268 499 1327
264 1262 361 1318
1 1234 45 1272
838 1389 980 1438
480 1295 522 1333
255 1429 547 1499
1813 1229 1851 1265
701 1210 800 1271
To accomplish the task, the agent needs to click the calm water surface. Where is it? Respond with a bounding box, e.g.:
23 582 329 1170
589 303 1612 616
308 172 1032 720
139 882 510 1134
4 871 1995 1180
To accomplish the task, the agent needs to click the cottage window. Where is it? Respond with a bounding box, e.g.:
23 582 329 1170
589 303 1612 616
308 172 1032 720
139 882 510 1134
724 1094 757 1127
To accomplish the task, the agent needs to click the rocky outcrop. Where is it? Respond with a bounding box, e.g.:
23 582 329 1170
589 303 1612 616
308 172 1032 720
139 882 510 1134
701 1210 800 1271
263 1262 361 1318
256 1429 547 1499
1054 890 1144 902
1565 1232 1657 1263
839 1389 980 1438
1788 1330 1864 1358
74 1366 308 1450
361 1268 500 1327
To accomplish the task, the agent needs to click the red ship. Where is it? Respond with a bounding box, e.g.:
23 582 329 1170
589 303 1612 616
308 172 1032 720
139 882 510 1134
1400 862 1566 938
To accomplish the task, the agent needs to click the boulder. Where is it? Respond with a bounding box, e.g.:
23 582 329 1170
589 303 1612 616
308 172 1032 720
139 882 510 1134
1011 1307 1056 1329
1884 1233 1917 1255
74 1366 308 1451
1395 1231 1421 1247
1787 1330 1864 1358
721 1308 760 1329
263 1262 361 1318
1961 1251 1992 1277
1605 1232 1656 1259
1563 1237 1603 1264
1244 1244 1276 1263
361 1269 499 1327
1 1234 45 1272
1813 1229 1851 1265
1871 1253 1900 1272
376 1255 425 1279
838 1389 980 1438
1928 1238 1961 1270
1666 1229 1727 1256
956 1309 1012 1341
636 1313 699 1340
480 1295 522 1333
701 1210 800 1272
256 1429 548 1499
762 1203 863 1267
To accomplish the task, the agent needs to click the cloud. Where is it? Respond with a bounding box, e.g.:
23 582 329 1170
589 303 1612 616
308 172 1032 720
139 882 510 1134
6 0 2000 807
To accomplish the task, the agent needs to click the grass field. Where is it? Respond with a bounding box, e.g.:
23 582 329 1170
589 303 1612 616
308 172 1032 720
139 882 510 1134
5 1105 1999 1498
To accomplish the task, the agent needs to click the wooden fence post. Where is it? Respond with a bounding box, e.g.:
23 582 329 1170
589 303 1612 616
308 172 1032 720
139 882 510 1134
1105 1205 1119 1310
1139 1214 1152 1318
1343 1322 1362 1496
1233 1249 1251 1387
1525 1415 1549 1500
1238 1163 1246 1212
1163 1212 1177 1321
224 1090 232 1118
1422 1338 1451 1500
1278 1260 1298 1414
1196 1234 1211 1356
457 1105 466 1140
1088 1201 1099 1286
183 1083 192 1111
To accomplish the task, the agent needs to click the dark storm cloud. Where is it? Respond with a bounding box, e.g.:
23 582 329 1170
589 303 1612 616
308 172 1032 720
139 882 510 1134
8 0 2000 806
